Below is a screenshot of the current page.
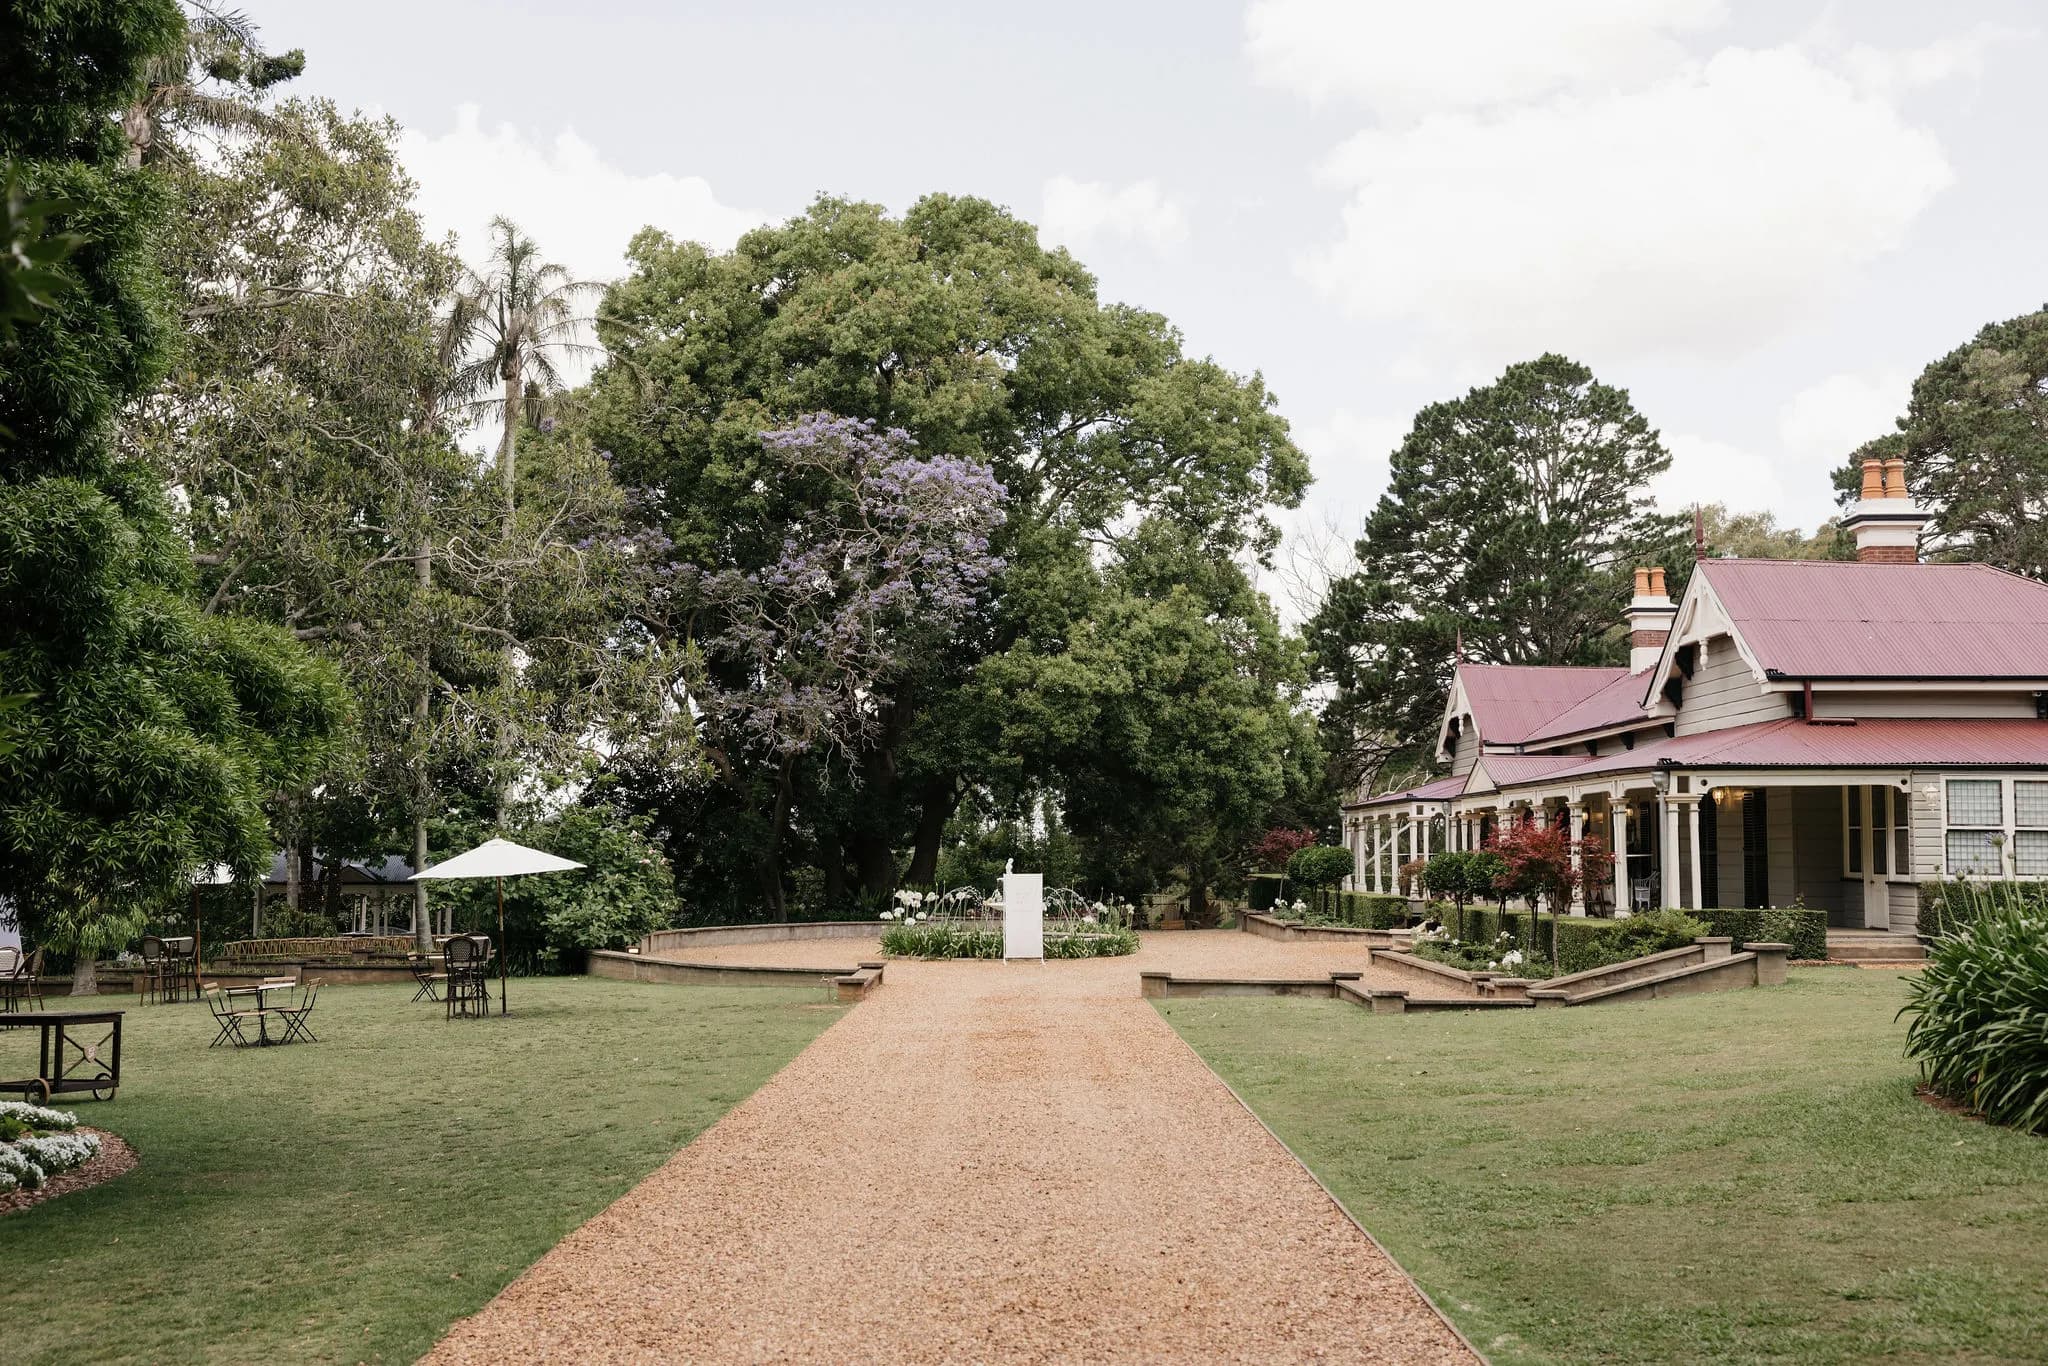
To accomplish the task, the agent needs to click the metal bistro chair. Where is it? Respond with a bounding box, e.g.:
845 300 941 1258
10 948 45 1013
443 936 486 1021
138 935 168 1005
203 984 254 1049
1629 875 1654 914
161 935 199 1003
408 954 447 1003
276 981 320 1045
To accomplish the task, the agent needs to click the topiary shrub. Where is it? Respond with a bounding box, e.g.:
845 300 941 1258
1286 844 1355 893
1901 901 2048 1134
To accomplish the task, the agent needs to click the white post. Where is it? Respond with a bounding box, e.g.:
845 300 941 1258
1611 799 1629 914
1420 813 1433 861
1661 798 1681 909
1002 872 1044 960
1567 801 1587 915
1685 797 1704 910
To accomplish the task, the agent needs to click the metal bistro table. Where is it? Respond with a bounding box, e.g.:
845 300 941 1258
222 979 298 1046
0 1009 123 1103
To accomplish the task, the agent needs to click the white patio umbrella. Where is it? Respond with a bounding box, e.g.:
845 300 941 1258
411 839 584 1016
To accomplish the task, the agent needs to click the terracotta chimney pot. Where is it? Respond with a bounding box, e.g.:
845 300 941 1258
1883 457 1908 499
1858 458 1884 500
1632 567 1650 595
1649 566 1667 596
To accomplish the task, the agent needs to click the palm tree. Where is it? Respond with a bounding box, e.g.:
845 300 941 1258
122 2 304 168
444 220 599 832
448 217 599 537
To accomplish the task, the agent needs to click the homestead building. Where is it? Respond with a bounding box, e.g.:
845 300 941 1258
1340 458 2048 947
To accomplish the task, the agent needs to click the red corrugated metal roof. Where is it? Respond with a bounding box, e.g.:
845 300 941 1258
1507 717 2048 788
1349 773 1468 809
1523 668 1652 742
1458 663 1632 744
1700 559 2048 679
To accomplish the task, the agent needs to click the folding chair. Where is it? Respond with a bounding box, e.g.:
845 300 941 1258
276 982 320 1044
204 985 253 1049
443 936 479 1020
408 955 446 1003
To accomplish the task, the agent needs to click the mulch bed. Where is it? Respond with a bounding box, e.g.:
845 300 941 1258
1914 1085 1989 1125
0 1128 138 1217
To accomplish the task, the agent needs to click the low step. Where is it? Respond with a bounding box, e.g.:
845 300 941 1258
1827 939 1926 963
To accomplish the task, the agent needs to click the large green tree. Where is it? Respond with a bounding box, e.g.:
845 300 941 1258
590 194 1307 905
1832 307 2048 578
132 96 667 944
1311 354 1686 784
0 0 345 988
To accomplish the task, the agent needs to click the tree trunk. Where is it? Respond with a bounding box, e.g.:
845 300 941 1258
413 532 435 952
758 765 794 921
285 834 302 911
1187 879 1211 929
821 834 847 914
494 365 519 829
901 778 962 888
69 951 98 997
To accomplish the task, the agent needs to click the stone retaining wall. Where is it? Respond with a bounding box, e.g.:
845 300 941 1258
639 922 883 954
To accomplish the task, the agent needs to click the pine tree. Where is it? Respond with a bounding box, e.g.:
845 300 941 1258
1311 354 1686 784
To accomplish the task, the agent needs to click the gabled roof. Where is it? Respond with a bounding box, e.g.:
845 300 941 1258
1454 663 1634 746
1693 559 2048 680
1348 773 1466 811
1522 668 1654 744
1519 717 2048 785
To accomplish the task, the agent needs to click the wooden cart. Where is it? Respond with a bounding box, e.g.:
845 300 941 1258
0 1009 123 1103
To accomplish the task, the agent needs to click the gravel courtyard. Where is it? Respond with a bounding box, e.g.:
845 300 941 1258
425 932 1476 1364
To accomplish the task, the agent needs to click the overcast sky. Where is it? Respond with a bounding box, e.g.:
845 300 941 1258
269 0 2048 567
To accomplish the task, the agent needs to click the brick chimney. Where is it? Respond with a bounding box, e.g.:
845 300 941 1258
1627 566 1676 673
1840 456 1929 564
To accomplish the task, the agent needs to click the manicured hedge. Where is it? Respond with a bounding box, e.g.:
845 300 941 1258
1311 890 1413 929
1919 880 2048 940
1247 874 1285 912
1691 907 1827 961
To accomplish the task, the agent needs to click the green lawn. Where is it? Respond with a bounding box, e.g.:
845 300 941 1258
0 978 842 1365
1162 969 2048 1366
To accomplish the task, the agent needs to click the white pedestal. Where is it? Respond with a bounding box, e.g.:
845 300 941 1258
1002 872 1043 960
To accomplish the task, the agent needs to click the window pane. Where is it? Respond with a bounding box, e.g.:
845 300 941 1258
2017 781 2048 829
1948 779 2003 827
2016 830 2048 877
1871 787 1888 875
1947 828 2004 876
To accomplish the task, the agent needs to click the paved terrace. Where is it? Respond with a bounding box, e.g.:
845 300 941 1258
426 932 1475 1364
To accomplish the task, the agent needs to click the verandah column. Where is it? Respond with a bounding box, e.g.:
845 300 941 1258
1685 796 1704 910
1567 800 1587 915
1610 798 1629 913
1661 797 1682 908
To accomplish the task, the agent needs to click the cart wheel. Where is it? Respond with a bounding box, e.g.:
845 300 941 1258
20 1078 48 1104
90 1076 116 1102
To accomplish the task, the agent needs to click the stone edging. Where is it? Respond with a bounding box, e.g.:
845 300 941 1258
1158 1030 1490 1365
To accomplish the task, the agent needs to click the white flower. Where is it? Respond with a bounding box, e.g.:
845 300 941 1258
923 891 937 904
915 912 928 922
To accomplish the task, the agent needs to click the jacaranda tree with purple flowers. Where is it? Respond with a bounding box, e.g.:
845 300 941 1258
680 415 1005 915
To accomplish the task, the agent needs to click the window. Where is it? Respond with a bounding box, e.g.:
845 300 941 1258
2017 781 2048 877
1946 779 2005 876
1893 787 1911 876
1700 792 1718 907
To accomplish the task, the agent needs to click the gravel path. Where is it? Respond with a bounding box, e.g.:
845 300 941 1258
426 932 1476 1364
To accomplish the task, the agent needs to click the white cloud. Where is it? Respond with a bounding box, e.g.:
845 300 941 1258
1653 432 1791 520
398 104 764 284
1244 0 1726 117
1304 47 1952 360
1840 24 2028 98
1292 408 1408 522
1039 176 1191 256
1778 368 1909 459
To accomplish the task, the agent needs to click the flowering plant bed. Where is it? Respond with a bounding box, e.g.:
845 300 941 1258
0 1100 103 1194
1406 932 1553 980
879 920 1139 959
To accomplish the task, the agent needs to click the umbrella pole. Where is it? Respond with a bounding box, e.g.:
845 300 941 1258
497 875 508 1016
